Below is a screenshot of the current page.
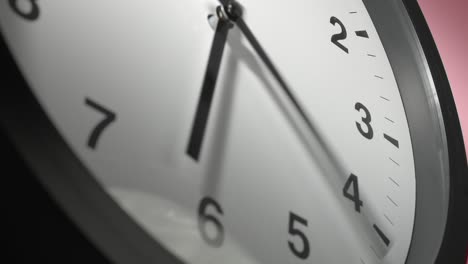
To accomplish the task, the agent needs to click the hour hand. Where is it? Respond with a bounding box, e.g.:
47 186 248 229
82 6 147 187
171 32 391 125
187 10 232 161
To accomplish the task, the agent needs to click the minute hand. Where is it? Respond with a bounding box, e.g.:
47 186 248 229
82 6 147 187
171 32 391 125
222 1 390 258
226 5 346 185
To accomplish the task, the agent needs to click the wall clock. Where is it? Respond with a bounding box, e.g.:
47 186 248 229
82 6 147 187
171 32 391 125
1 0 467 263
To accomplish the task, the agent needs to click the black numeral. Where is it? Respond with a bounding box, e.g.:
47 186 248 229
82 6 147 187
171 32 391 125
85 98 116 150
343 174 363 213
288 212 310 259
330 16 348 53
9 0 40 21
198 197 224 248
355 102 374 140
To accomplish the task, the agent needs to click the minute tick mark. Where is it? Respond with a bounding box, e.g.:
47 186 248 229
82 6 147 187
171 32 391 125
387 195 399 207
389 177 400 187
370 246 380 258
384 214 394 226
389 157 400 166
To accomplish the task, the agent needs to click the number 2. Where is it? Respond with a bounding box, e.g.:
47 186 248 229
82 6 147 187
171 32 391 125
9 0 40 21
330 16 348 53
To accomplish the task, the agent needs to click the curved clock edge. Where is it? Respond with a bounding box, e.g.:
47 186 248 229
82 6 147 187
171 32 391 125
0 31 184 264
403 0 468 263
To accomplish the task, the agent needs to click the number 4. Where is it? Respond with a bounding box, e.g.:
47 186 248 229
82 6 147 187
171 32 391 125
343 174 363 213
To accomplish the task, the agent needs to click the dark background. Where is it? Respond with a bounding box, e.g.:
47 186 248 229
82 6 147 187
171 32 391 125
1 129 110 263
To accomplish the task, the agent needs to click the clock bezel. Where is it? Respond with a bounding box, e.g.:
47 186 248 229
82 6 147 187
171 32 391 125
364 0 467 263
399 0 468 263
0 0 466 263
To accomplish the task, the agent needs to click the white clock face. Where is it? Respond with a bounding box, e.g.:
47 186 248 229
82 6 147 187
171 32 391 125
0 0 417 264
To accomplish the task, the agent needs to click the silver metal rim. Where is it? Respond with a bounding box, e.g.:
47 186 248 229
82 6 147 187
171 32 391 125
363 0 450 263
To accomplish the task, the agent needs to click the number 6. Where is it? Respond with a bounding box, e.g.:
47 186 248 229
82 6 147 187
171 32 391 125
198 197 225 248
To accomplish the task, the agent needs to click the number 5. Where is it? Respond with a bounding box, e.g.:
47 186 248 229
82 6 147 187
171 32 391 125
288 212 310 259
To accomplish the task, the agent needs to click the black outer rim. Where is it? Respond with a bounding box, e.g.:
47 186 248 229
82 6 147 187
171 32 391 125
0 0 467 263
402 0 468 263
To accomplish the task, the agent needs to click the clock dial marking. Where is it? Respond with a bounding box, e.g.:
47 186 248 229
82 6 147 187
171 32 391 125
330 16 349 54
197 197 225 247
355 30 370 38
373 224 391 247
343 173 364 213
384 214 394 226
389 177 400 187
385 117 395 123
384 134 400 148
287 212 311 260
387 195 399 207
355 102 374 140
389 157 401 166
187 14 232 161
380 96 390 102
85 98 116 150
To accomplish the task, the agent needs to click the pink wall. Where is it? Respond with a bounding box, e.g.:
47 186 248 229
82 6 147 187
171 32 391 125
418 0 468 156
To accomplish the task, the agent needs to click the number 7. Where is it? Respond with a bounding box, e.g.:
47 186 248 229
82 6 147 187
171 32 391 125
85 98 116 150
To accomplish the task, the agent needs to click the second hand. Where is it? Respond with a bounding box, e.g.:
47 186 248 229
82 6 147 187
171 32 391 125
218 0 390 258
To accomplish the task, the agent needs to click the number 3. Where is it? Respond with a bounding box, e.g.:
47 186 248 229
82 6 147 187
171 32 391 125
355 102 374 140
9 0 40 21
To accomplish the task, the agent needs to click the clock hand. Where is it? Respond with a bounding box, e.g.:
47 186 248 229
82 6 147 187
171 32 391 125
187 10 233 161
220 0 347 187
219 0 390 258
